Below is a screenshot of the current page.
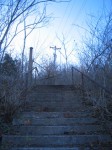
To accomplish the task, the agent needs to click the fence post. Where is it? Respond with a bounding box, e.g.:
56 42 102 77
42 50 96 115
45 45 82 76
81 73 84 88
28 47 33 86
23 72 28 107
81 73 85 103
72 67 74 85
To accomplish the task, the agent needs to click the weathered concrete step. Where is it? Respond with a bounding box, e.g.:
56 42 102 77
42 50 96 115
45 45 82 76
13 117 99 126
29 91 77 95
29 90 75 95
9 125 105 135
3 135 112 147
23 107 92 112
30 91 78 95
32 85 75 91
28 86 81 99
10 146 112 150
30 91 76 95
10 148 87 150
28 93 81 102
15 111 95 119
26 101 82 106
25 100 83 110
28 97 81 103
10 148 88 150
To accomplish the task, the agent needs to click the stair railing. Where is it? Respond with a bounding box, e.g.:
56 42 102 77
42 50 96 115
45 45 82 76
72 66 111 94
71 66 112 117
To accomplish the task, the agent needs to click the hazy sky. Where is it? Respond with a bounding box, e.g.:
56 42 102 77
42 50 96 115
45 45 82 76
12 0 112 64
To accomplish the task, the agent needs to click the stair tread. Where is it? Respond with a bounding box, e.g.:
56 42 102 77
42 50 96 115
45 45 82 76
10 147 112 150
14 111 95 119
13 117 99 126
3 134 112 147
7 124 105 135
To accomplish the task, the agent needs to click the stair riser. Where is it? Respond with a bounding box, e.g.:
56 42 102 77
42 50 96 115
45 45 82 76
26 102 82 107
13 118 99 126
30 85 77 90
10 147 112 150
3 135 111 147
28 95 81 102
10 125 105 135
27 98 81 103
23 107 92 112
15 111 94 119
10 148 85 150
10 148 86 150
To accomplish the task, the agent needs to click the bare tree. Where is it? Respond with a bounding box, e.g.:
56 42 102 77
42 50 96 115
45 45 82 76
0 0 68 61
79 11 112 72
77 11 112 117
57 33 75 71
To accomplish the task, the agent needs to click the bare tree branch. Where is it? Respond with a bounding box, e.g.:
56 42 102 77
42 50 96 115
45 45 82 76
0 0 69 61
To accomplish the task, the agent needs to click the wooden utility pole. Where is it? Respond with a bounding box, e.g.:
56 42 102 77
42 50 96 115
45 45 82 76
28 47 33 86
50 46 61 69
50 46 61 85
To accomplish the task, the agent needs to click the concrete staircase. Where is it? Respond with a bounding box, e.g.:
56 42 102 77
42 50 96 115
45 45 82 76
2 85 112 149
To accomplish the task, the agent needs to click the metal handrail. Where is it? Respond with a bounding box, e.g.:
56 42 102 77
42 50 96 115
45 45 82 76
71 66 111 95
72 65 112 120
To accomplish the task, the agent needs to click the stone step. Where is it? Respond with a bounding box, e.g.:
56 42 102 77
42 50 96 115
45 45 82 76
32 85 76 91
9 148 87 150
27 92 81 101
23 106 91 112
10 148 87 150
10 146 112 150
30 90 78 94
30 90 77 94
25 103 83 111
30 91 76 95
13 117 99 126
28 96 81 103
29 90 75 95
15 111 95 119
3 135 112 147
9 125 105 135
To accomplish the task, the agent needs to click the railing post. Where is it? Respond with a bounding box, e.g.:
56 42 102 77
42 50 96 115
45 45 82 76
72 67 74 85
81 73 84 88
28 47 33 87
81 73 85 103
23 72 28 107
